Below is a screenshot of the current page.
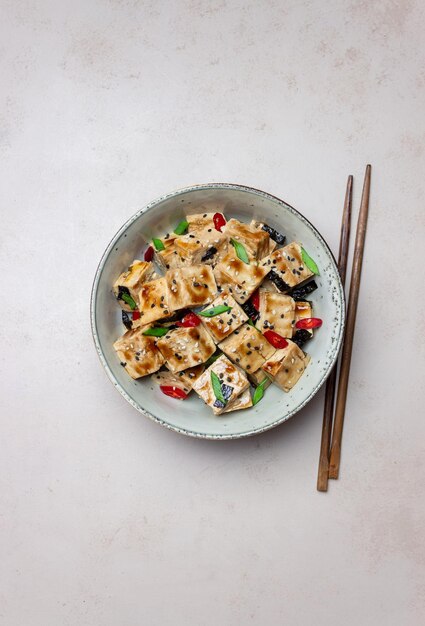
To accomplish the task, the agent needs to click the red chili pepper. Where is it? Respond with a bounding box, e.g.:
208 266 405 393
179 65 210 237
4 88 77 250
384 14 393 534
295 317 323 330
160 385 188 400
144 246 154 262
264 330 288 349
251 290 260 311
213 212 226 232
132 311 141 321
176 312 201 327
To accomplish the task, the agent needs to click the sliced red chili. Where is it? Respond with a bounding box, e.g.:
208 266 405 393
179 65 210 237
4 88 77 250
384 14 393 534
264 330 288 349
160 385 188 400
176 312 201 327
144 245 154 262
251 289 260 311
295 317 323 330
132 310 141 321
213 212 226 232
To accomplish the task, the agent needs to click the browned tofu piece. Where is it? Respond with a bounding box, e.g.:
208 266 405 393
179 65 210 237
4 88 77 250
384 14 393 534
257 292 296 338
223 218 270 260
173 230 228 265
262 341 309 392
187 212 216 232
199 292 248 343
155 243 187 271
261 242 315 289
113 326 164 379
165 265 217 311
247 367 272 390
192 355 250 415
295 300 314 336
250 220 278 256
213 251 270 304
138 277 171 324
222 388 253 413
113 260 156 311
151 364 205 395
156 325 216 373
218 323 275 373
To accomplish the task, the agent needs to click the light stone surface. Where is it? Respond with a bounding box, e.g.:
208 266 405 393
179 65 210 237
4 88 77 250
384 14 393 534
1 1 425 625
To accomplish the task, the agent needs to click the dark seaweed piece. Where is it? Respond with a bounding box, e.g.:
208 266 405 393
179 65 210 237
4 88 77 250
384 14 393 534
213 384 234 408
261 223 286 245
290 280 318 301
241 300 260 322
122 310 132 330
268 269 291 293
292 329 312 348
117 285 131 300
201 246 217 262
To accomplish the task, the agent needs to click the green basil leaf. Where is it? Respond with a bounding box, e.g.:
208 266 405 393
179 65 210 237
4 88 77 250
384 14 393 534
173 220 189 235
211 371 226 404
230 238 250 264
152 238 165 251
252 378 268 405
121 292 137 310
142 327 169 337
199 305 232 317
301 247 320 275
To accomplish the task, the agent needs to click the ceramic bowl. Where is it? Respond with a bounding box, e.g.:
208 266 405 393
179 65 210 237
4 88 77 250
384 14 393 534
91 183 345 439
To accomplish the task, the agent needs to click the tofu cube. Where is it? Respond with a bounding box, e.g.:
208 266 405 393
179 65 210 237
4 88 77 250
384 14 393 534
257 292 296 338
218 323 275 373
173 229 228 265
113 260 155 311
192 355 250 415
199 292 248 343
187 212 216 232
222 388 253 413
165 265 217 311
261 242 314 290
138 277 171 324
213 251 270 304
261 341 309 392
295 300 314 336
151 364 205 395
223 218 270 260
155 243 187 271
113 326 164 379
250 220 278 256
156 325 216 373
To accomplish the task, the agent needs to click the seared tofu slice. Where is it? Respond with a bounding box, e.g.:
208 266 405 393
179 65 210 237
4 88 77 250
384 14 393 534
250 220 278 256
223 218 270 260
295 300 313 336
192 355 250 415
156 325 216 373
261 242 314 290
174 229 228 265
222 388 253 413
247 367 272 390
113 260 155 311
218 323 275 373
154 235 187 271
262 341 309 392
199 292 248 343
214 251 270 304
138 277 171 324
113 326 164 379
166 265 217 311
151 364 205 395
257 292 296 338
187 212 216 232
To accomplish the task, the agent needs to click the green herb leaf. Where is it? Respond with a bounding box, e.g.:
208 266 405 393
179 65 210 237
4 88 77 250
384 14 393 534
252 378 268 405
199 305 232 317
152 238 165 251
173 220 189 235
301 247 320 275
230 238 250 264
211 371 226 404
121 292 137 310
204 351 221 367
142 327 169 337
247 318 255 327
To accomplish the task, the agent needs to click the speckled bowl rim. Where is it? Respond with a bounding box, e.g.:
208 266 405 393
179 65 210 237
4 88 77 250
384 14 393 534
90 183 345 440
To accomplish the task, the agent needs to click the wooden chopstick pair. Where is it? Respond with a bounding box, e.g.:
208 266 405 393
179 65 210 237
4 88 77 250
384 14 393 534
317 165 371 492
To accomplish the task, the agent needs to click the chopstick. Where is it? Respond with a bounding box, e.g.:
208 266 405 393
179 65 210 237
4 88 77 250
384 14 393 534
317 175 353 492
328 164 371 480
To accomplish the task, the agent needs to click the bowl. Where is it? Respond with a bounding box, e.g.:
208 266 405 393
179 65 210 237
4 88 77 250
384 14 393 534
91 183 345 439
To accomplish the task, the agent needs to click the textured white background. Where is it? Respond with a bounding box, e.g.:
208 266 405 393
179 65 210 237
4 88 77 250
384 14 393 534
1 1 425 624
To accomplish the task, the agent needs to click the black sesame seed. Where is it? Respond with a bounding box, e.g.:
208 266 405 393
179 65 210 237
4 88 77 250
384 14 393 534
151 303 155 308
247 342 251 347
247 351 252 355
246 365 251 369
120 362 127 367
203 283 208 288
189 234 195 238
280 314 284 318
166 264 170 269
172 279 177 284
203 213 207 217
